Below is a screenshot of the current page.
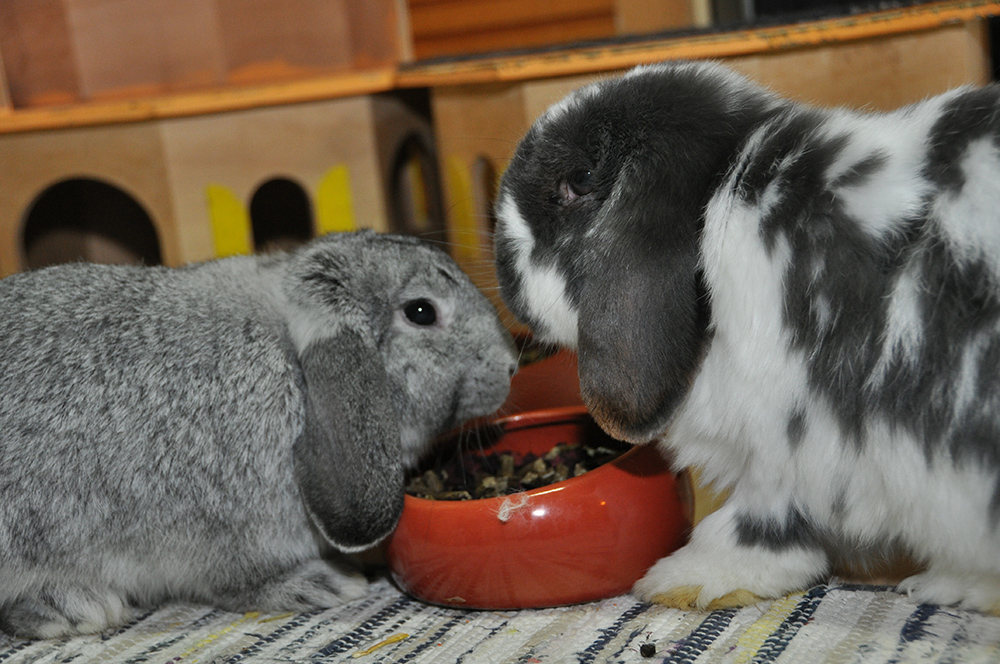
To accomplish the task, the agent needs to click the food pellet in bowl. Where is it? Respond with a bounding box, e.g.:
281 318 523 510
405 441 625 500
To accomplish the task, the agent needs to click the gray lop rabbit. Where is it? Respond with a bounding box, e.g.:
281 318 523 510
0 230 516 639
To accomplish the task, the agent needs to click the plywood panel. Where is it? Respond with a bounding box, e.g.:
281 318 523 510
158 97 388 263
431 82 528 306
66 0 225 100
216 0 405 83
0 0 79 107
728 21 991 110
347 0 413 68
0 122 177 275
613 0 694 33
1 0 407 109
215 0 352 83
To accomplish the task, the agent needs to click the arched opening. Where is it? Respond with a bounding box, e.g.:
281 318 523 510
250 177 314 253
21 177 162 270
389 133 444 238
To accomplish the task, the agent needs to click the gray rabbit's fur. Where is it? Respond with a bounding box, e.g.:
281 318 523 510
0 230 516 639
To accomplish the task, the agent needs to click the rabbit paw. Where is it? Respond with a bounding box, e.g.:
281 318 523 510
898 568 1000 615
0 588 136 639
642 584 766 611
238 559 369 614
632 511 828 610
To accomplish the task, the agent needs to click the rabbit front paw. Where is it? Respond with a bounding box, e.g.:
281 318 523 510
633 508 829 610
633 542 826 609
898 568 1000 615
234 559 369 614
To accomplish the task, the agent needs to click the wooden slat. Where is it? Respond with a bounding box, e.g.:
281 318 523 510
414 16 616 60
0 49 11 113
409 0 612 36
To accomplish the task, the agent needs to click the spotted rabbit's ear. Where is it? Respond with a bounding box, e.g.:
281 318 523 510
293 330 403 552
576 159 710 444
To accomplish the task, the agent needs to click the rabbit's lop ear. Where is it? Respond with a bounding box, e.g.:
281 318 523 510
577 160 710 444
293 331 404 553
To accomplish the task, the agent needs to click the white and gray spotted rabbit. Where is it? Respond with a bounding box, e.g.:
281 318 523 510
495 61 1000 613
0 230 516 638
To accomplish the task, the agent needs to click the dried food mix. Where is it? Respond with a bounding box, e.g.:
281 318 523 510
405 441 626 500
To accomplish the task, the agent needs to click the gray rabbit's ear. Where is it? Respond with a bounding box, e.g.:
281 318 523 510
293 330 404 553
576 163 710 444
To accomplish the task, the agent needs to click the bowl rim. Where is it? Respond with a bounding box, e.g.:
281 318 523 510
492 404 592 430
402 404 655 507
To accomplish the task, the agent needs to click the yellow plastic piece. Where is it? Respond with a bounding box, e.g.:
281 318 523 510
316 165 356 234
445 156 480 266
206 184 251 257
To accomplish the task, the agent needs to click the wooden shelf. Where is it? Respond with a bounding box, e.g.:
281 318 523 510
0 0 996 135
398 0 1000 86
0 68 397 134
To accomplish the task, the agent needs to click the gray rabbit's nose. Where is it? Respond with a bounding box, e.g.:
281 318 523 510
508 362 518 379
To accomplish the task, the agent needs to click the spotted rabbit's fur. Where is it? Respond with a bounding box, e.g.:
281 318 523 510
495 61 1000 612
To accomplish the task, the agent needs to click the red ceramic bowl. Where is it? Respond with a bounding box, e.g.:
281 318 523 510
384 406 692 609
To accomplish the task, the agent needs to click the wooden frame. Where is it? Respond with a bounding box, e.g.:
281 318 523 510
0 0 993 134
0 92 435 276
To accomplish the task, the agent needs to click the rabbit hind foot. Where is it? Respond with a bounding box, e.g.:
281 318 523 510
0 587 136 639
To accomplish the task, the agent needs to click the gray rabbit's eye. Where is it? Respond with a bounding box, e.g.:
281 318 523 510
404 299 437 326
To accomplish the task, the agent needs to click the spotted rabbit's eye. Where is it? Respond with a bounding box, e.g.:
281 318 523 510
404 299 437 326
568 169 595 196
559 169 595 204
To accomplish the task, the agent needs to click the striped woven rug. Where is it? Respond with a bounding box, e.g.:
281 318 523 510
1 577 998 663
